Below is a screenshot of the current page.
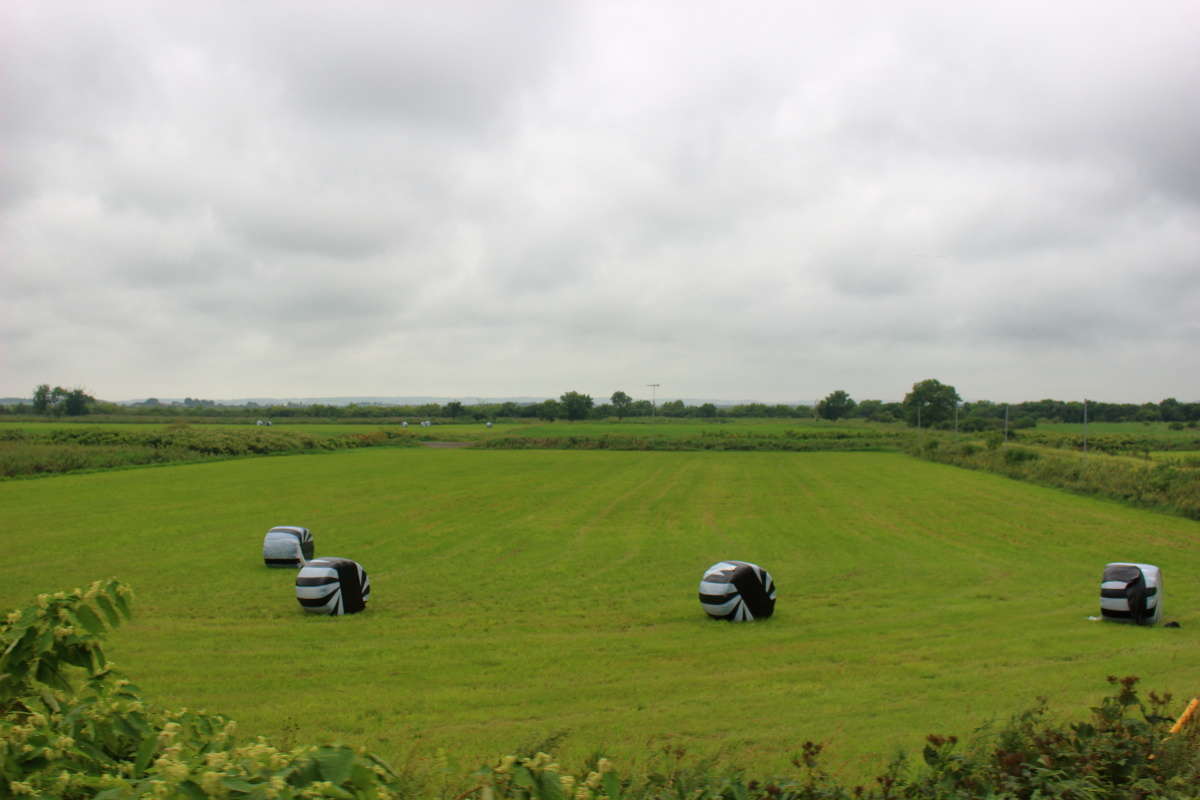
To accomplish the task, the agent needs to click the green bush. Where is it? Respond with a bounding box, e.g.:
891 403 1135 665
0 429 420 479
464 676 1200 799
1002 446 1039 464
0 581 402 799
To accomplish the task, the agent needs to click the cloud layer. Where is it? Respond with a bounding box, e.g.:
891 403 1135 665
3 1 1198 403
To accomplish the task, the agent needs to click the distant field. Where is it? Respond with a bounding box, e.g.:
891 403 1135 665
0 417 873 438
1 448 1197 781
1036 421 1200 439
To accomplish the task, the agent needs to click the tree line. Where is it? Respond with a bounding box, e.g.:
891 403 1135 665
6 381 1199 426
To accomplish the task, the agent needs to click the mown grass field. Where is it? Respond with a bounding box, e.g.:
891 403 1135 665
1036 421 1200 438
1 447 1197 781
0 417 869 440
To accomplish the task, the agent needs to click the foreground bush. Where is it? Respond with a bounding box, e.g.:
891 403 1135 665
0 581 401 798
2 584 1197 798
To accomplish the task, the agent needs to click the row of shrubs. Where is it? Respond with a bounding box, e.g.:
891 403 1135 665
479 430 908 452
0 427 420 478
3 581 1198 799
908 436 1200 520
1012 430 1200 455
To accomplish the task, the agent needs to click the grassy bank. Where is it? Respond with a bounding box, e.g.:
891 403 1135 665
908 434 1200 519
0 425 419 478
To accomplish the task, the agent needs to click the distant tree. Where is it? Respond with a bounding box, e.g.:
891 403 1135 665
560 391 594 421
496 401 522 417
729 403 771 418
660 399 686 417
531 399 562 421
696 402 718 418
610 390 633 419
445 401 464 418
629 399 653 417
854 399 883 420
32 384 52 413
33 384 94 416
63 388 93 416
902 379 960 428
1159 398 1184 422
1136 404 1160 423
817 390 856 421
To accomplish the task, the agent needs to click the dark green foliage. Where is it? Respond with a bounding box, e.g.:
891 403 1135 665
479 429 909 452
902 380 960 428
559 392 595 421
31 385 95 417
1016 430 1200 455
469 677 1200 799
611 391 633 418
1002 446 1039 464
0 427 419 479
817 391 856 421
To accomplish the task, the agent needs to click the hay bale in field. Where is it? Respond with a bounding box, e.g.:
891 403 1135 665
263 525 314 568
699 560 776 621
296 557 370 615
1100 562 1162 625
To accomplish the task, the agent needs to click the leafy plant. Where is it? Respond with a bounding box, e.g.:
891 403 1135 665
0 581 401 799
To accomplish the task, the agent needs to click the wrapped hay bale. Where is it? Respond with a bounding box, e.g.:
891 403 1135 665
699 560 776 621
1100 562 1162 625
296 557 371 616
263 526 314 568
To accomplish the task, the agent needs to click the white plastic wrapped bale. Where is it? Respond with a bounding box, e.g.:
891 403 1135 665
295 557 370 615
699 561 776 621
1100 562 1162 625
263 526 314 568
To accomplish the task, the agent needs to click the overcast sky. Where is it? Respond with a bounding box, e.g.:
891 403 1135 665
2 1 1198 404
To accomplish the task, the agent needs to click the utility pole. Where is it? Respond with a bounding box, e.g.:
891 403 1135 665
1083 398 1088 457
647 383 660 419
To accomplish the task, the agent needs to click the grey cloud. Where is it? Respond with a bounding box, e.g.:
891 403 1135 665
2 1 1199 402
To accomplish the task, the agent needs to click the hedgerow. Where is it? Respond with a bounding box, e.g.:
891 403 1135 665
1013 430 1200 455
907 436 1200 520
0 428 420 479
4 584 1198 799
478 430 909 452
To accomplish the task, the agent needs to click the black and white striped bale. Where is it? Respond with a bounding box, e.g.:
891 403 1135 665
296 557 370 615
1100 562 1162 625
263 526 314 568
699 561 776 621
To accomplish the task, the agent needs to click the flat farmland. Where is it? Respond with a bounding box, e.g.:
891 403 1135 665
0 417 881 441
1 448 1196 780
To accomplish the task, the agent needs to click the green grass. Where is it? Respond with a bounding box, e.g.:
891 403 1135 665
0 417 887 439
1 449 1197 781
1036 421 1200 439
